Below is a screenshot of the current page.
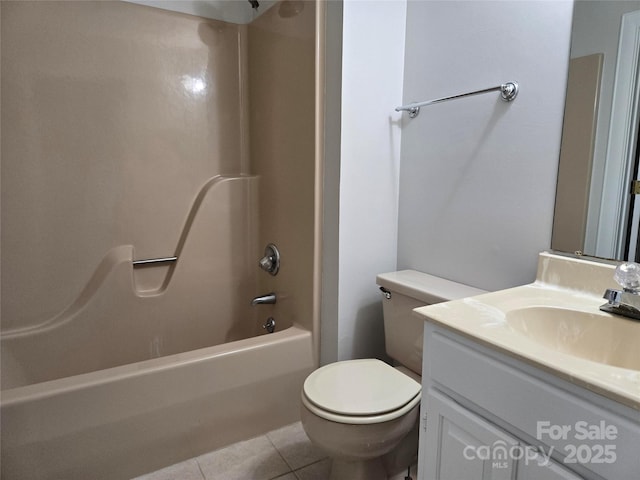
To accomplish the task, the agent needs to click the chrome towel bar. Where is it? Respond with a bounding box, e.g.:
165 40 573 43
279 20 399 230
132 256 178 267
396 81 519 118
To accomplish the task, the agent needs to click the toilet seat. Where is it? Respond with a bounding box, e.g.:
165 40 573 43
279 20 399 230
302 359 421 425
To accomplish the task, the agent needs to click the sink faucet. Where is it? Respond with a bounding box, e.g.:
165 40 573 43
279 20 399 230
251 293 277 306
599 262 640 320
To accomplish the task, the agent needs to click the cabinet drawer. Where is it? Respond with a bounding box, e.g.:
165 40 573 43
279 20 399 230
426 329 640 479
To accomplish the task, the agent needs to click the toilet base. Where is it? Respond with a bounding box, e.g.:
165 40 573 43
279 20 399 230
329 456 387 480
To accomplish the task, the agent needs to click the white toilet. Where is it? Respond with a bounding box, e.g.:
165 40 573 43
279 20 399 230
300 270 485 480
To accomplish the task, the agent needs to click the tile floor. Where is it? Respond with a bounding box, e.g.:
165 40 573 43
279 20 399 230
131 421 417 480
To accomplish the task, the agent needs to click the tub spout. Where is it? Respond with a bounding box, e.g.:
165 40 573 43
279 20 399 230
251 293 277 306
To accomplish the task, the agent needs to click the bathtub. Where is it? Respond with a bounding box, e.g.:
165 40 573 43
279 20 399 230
1 175 317 478
1 325 315 479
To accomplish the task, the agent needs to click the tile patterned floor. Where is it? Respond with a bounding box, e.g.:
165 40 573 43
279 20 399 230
131 421 417 480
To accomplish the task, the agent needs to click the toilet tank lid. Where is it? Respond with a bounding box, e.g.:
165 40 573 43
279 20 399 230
376 270 486 304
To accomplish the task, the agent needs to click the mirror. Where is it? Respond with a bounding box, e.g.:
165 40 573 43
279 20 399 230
552 0 640 261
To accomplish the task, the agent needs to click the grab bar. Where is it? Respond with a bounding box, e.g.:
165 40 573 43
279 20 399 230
395 81 519 118
132 256 178 267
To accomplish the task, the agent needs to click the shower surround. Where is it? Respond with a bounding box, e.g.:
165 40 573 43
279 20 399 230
0 1 318 477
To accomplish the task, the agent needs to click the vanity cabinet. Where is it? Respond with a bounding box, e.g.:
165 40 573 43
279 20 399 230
424 390 518 479
517 453 585 480
424 390 582 480
418 323 640 480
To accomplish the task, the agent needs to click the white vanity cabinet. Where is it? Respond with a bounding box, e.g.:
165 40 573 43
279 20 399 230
423 390 519 480
418 323 640 480
423 390 581 480
517 453 585 480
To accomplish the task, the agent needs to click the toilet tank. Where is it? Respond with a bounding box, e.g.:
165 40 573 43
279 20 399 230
376 270 486 375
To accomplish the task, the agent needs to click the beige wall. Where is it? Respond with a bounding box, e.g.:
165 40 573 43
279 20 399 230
248 2 316 333
1 1 315 340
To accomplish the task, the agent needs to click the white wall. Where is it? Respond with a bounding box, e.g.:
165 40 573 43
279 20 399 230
336 0 407 361
397 0 574 291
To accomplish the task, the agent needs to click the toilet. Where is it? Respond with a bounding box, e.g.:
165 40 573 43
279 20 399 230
300 270 485 480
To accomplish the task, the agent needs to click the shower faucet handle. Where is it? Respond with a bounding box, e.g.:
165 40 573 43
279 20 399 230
260 255 275 271
259 244 280 276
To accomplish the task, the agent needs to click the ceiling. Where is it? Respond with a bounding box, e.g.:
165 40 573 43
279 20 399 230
123 0 277 24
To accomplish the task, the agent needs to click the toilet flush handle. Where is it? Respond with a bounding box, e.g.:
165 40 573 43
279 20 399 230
379 286 391 299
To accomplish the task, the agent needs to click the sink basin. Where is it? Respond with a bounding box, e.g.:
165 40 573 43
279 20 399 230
505 306 640 371
414 252 640 408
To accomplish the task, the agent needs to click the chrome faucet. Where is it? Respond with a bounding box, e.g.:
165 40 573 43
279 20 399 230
599 262 640 321
251 293 277 306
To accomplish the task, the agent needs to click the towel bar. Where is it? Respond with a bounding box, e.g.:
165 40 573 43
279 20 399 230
396 81 519 118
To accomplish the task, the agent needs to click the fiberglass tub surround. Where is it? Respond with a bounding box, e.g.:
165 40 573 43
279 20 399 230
1 175 262 389
1 0 317 478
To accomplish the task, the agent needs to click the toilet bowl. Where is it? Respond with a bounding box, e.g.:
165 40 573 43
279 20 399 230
300 359 421 480
300 270 486 480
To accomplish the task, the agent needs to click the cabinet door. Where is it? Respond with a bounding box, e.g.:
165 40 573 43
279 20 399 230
517 453 583 480
421 390 519 480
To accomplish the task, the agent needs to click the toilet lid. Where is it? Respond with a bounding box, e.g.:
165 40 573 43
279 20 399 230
303 359 421 416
